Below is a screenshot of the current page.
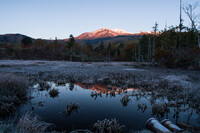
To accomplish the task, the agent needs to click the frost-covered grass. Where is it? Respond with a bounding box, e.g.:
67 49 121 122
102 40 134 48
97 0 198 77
0 73 29 116
152 103 169 118
0 73 28 98
93 118 125 133
0 112 53 133
130 130 153 133
17 112 53 133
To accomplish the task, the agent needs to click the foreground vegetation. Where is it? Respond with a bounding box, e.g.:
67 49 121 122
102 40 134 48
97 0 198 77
0 62 200 132
0 73 28 117
0 112 53 133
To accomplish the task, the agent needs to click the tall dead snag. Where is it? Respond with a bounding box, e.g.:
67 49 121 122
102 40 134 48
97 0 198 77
178 0 183 62
152 22 158 63
148 36 151 62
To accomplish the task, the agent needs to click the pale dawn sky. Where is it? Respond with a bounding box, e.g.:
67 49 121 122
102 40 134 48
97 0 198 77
0 0 199 39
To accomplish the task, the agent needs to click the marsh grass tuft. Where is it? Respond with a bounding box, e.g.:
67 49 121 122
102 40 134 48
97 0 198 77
130 130 153 133
0 73 28 117
49 88 59 98
17 112 53 133
93 118 125 133
39 81 51 91
65 102 79 116
110 90 115 97
0 73 28 98
152 103 169 118
0 112 54 133
91 92 102 100
120 95 130 106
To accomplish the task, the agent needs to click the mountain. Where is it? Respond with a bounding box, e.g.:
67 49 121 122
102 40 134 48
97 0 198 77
75 28 151 45
76 28 133 40
0 29 152 46
0 34 34 45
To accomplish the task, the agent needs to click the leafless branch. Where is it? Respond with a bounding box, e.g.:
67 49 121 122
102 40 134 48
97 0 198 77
183 2 199 29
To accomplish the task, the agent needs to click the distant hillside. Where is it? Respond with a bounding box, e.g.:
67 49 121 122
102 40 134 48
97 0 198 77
0 34 34 45
0 29 150 46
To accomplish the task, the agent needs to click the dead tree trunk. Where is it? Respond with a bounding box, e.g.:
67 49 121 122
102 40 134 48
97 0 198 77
148 37 151 62
70 47 72 62
178 0 182 62
152 35 156 63
138 41 141 62
152 22 158 64
134 46 137 61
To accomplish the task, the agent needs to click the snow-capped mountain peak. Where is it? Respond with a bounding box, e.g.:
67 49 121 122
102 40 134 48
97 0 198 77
112 28 131 34
76 28 133 40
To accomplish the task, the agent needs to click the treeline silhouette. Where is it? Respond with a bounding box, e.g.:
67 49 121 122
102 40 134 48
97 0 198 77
0 22 200 69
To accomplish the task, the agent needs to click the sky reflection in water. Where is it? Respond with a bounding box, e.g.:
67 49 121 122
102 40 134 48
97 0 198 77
26 82 199 132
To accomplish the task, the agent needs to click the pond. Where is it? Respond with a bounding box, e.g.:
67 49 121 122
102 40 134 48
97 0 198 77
9 82 200 132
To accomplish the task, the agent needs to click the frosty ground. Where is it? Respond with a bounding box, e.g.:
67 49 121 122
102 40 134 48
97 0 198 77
0 60 200 132
0 60 200 105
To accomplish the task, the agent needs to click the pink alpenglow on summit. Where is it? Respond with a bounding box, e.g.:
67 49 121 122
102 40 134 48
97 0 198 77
76 28 133 40
76 28 153 40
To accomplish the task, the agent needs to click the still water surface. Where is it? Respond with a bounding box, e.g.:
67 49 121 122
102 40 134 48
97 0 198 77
16 82 199 132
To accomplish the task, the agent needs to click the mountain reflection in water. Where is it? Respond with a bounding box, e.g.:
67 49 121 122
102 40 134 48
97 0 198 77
9 82 199 132
75 83 136 94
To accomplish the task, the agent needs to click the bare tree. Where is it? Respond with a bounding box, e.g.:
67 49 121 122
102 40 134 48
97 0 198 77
107 43 112 62
138 41 141 62
152 22 158 63
134 44 137 61
178 0 183 61
164 21 168 49
183 2 200 48
148 36 151 62
81 43 84 63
